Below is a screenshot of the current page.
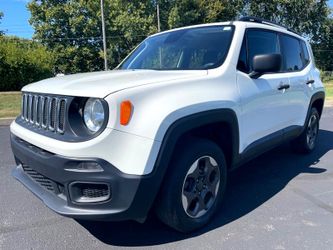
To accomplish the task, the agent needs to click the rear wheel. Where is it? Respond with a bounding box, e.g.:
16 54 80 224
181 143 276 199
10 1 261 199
291 107 319 154
155 138 227 232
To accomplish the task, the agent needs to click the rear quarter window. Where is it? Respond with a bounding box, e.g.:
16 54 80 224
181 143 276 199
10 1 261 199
301 41 310 66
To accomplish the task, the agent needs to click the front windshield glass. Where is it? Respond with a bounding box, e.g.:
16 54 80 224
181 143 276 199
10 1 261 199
119 25 235 70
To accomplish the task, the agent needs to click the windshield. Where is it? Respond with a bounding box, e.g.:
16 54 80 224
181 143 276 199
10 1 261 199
119 25 235 70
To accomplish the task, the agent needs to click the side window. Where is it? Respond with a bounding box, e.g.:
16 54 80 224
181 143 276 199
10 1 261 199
247 30 279 71
301 41 310 66
280 35 303 71
237 38 248 73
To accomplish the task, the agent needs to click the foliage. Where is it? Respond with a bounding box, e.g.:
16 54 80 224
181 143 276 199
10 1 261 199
28 0 245 72
167 0 243 29
104 0 157 67
0 36 55 91
25 0 333 74
247 0 330 42
28 0 104 74
313 19 333 71
28 0 158 72
320 70 333 82
0 11 4 36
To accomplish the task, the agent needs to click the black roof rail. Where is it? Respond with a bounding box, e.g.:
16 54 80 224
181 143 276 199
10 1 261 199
238 16 300 36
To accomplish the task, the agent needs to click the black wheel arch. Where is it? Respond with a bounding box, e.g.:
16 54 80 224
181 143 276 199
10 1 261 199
308 91 325 120
140 109 240 217
154 109 240 174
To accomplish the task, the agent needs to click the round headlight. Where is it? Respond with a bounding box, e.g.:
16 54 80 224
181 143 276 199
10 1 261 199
83 98 105 133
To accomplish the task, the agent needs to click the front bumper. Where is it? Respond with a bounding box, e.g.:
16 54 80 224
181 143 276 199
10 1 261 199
11 134 159 222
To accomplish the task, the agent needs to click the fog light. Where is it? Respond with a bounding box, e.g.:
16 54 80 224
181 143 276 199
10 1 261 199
65 162 103 172
69 182 111 203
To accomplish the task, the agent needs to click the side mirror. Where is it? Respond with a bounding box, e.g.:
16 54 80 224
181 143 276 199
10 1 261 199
249 54 282 79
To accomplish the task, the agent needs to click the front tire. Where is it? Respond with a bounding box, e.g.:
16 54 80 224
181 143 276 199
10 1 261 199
155 138 227 232
291 107 320 154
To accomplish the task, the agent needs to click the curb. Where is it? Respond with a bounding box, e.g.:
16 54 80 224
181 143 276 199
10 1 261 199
0 118 15 126
325 100 333 107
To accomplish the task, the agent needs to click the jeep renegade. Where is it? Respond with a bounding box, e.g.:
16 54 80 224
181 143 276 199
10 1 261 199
10 17 325 232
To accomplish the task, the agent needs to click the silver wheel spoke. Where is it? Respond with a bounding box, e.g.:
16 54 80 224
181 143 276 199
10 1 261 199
306 114 318 149
197 195 207 212
181 156 221 219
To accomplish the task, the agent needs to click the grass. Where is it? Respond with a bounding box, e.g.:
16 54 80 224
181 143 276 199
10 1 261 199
0 92 21 119
0 80 332 119
325 80 333 101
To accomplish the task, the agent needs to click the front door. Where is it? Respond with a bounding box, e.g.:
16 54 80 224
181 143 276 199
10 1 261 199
236 29 291 153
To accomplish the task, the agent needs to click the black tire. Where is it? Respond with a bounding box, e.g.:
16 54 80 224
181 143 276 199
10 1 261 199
291 107 320 154
155 138 227 233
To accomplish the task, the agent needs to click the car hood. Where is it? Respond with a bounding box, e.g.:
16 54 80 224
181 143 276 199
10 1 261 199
22 70 208 98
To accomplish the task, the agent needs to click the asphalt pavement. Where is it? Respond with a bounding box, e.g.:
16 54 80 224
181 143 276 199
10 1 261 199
1 108 333 250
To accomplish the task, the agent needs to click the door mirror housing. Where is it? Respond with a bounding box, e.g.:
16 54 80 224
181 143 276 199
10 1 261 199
249 54 282 79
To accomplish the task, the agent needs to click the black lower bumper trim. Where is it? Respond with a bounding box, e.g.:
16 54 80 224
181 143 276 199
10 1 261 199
10 134 158 221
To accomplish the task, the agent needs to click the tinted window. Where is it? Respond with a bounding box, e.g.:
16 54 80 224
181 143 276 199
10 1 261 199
280 35 303 71
301 41 310 66
237 38 248 72
247 30 279 71
119 26 234 70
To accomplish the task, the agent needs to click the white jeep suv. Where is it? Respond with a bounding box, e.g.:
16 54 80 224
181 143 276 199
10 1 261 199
10 17 325 232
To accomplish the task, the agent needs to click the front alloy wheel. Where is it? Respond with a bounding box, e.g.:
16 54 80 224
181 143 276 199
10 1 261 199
155 138 227 232
182 156 220 218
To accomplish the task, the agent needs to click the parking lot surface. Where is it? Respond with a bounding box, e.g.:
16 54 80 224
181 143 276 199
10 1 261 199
1 108 333 250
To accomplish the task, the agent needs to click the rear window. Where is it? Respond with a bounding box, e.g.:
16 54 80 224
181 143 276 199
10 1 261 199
280 35 303 72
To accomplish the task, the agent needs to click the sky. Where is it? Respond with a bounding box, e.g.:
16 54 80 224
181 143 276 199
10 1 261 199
0 0 33 39
0 0 333 39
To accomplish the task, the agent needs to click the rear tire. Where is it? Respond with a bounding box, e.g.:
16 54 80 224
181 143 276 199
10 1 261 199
291 107 319 154
155 138 227 233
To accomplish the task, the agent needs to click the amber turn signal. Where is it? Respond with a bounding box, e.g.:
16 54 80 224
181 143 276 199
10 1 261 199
120 100 132 125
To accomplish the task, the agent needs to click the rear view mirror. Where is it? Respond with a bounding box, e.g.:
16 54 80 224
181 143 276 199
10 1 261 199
249 54 282 79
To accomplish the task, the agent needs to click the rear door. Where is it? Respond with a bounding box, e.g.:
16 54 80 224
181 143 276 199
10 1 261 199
236 29 291 152
279 34 312 127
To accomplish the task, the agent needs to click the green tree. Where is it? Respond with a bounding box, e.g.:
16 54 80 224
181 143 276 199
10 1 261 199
0 36 55 91
104 0 157 67
28 0 103 74
28 0 332 73
0 11 4 36
167 0 244 29
28 0 157 72
313 19 333 71
247 0 331 41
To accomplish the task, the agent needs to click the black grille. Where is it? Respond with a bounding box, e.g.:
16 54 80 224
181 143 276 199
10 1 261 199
21 164 65 197
58 100 66 132
49 98 56 130
22 165 55 192
21 93 67 134
42 97 48 127
36 96 42 125
82 185 109 199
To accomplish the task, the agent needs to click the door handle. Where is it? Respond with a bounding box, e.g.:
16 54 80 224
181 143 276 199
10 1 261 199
306 79 315 85
277 83 290 90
